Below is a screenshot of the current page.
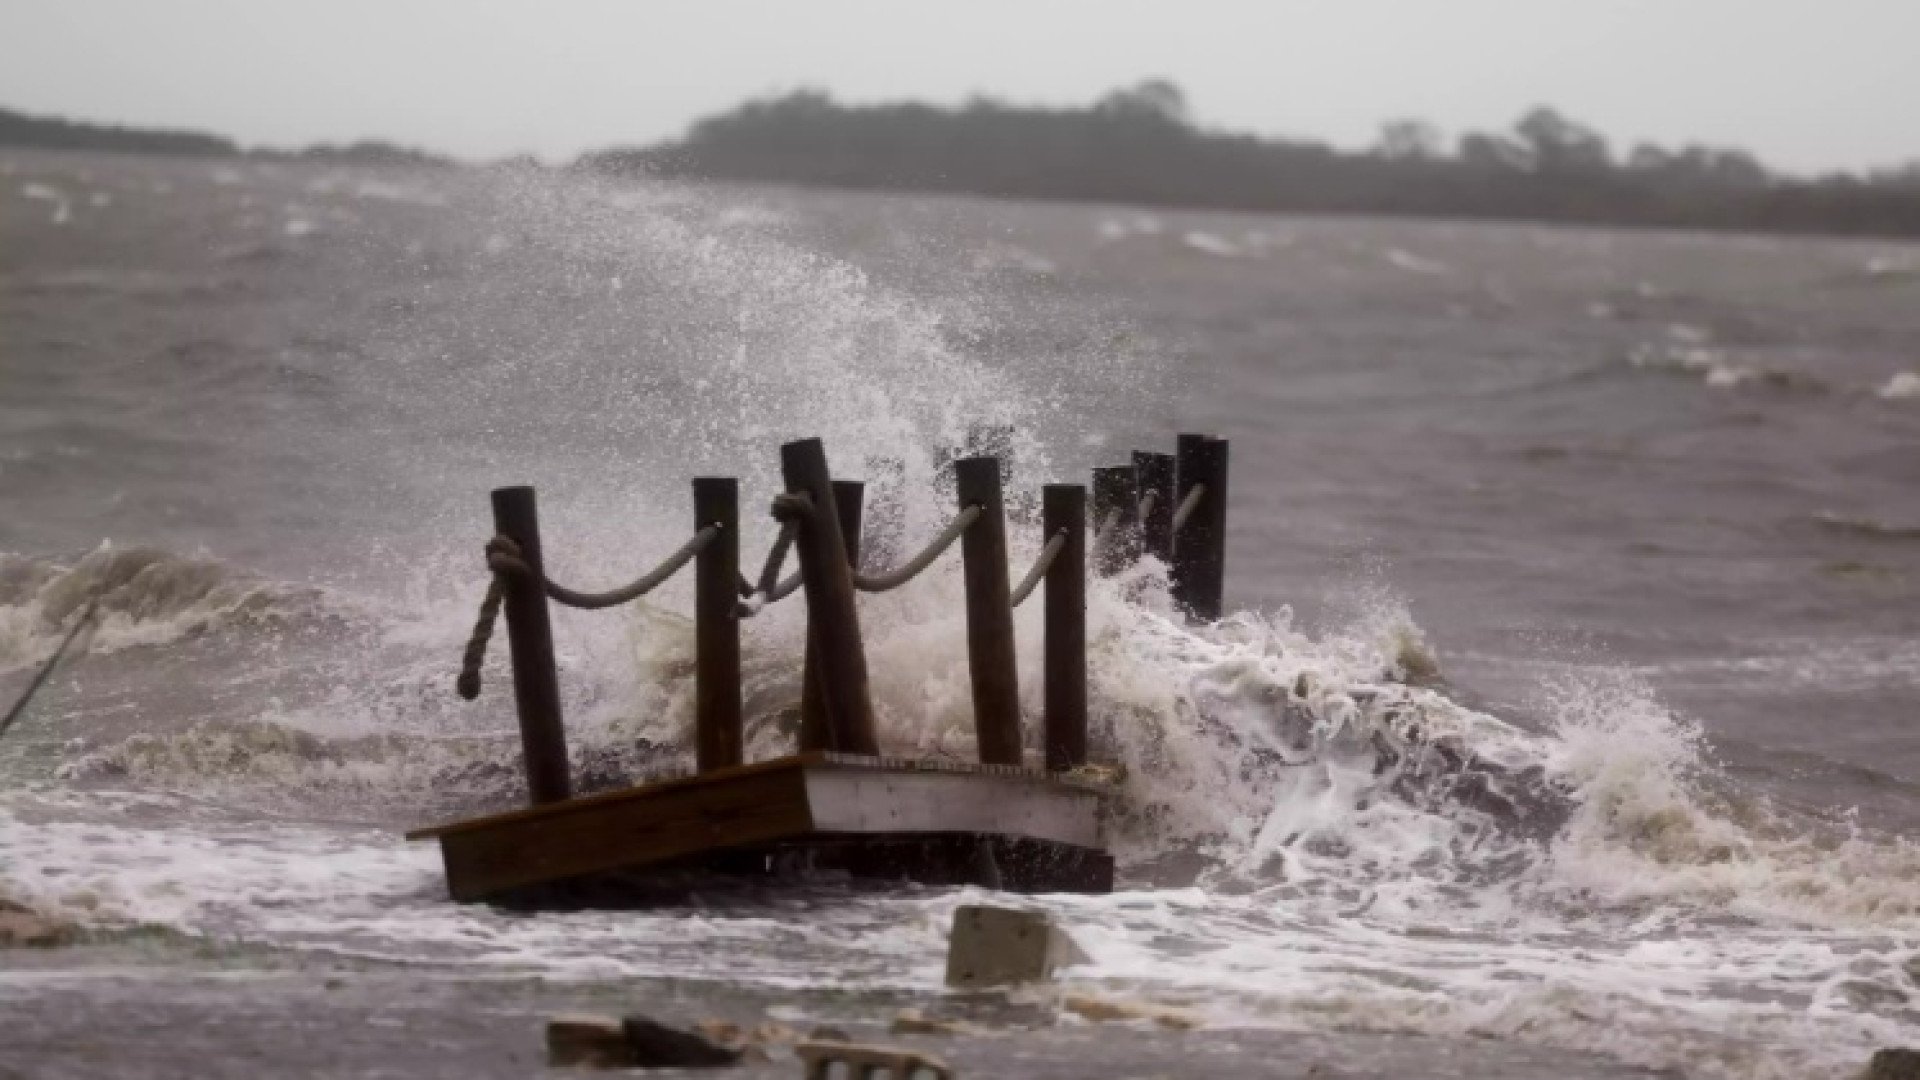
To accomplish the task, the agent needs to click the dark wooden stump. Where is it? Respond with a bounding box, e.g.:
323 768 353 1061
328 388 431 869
1042 484 1087 771
955 456 1023 766
781 439 879 756
800 479 864 753
490 486 571 805
693 478 741 773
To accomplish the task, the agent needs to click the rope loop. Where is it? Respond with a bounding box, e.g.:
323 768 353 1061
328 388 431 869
770 491 814 522
736 517 800 618
484 534 531 578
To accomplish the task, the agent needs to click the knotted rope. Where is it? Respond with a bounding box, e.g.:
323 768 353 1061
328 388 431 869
736 493 811 617
455 576 506 701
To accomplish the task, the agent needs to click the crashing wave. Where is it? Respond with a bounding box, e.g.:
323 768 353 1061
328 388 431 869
0 544 320 673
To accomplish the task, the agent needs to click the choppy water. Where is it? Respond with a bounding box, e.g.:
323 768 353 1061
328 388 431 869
3 149 1919 1077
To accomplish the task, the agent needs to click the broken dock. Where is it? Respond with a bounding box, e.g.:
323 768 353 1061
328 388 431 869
409 433 1230 904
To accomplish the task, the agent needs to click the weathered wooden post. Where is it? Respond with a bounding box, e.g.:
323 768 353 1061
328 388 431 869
955 456 1023 766
1090 465 1139 575
489 485 572 805
693 477 741 773
1172 434 1230 622
1134 451 1175 568
1043 484 1087 771
800 479 864 753
781 439 879 757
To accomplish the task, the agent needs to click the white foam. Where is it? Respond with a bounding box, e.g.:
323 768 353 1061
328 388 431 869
21 181 71 225
1385 248 1449 274
1182 231 1240 257
1877 371 1920 399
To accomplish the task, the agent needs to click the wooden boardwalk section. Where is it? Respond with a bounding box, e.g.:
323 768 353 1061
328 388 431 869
418 432 1228 906
409 753 1112 903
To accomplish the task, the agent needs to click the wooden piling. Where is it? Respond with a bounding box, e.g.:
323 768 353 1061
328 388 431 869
693 478 741 773
489 486 572 805
954 456 1023 766
1042 484 1087 771
800 480 864 753
1173 435 1230 622
1090 465 1138 575
781 439 879 757
1134 451 1175 568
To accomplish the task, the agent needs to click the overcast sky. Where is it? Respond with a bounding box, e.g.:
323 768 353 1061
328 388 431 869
2 1 1914 173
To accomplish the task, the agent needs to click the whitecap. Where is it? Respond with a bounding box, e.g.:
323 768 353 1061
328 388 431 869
1385 247 1449 274
1876 371 1920 399
1182 231 1240 257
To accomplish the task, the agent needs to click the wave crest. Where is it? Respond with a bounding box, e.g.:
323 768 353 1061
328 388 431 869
0 544 319 673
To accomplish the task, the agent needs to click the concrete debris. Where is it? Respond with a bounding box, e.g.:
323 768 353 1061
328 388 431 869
945 904 1087 989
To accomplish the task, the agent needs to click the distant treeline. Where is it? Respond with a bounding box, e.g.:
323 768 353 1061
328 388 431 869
584 82 1920 239
0 106 236 156
0 106 448 166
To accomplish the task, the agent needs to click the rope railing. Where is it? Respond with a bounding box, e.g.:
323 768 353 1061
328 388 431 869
487 529 717 612
459 525 718 700
454 434 1225 816
851 504 981 593
1171 482 1207 534
1009 528 1068 608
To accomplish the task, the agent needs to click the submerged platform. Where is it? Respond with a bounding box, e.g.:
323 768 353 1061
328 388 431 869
407 752 1113 904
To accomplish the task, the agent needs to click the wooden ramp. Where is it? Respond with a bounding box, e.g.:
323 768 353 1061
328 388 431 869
408 753 1113 904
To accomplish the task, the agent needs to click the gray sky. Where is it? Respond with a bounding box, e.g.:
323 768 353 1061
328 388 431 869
2 1 1914 173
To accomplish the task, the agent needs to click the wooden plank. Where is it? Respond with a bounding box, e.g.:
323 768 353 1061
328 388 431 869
406 754 823 841
407 752 1077 842
438 765 815 901
804 770 1101 848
